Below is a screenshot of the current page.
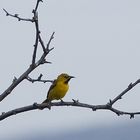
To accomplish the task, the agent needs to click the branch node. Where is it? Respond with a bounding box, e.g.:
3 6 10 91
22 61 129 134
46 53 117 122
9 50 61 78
13 110 17 115
30 63 36 69
106 99 112 108
14 14 18 17
40 59 52 65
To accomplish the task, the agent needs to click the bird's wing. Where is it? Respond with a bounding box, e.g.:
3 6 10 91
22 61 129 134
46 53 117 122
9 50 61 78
47 79 57 99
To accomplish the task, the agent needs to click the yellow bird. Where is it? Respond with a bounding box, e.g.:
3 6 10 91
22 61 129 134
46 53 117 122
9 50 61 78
42 73 74 103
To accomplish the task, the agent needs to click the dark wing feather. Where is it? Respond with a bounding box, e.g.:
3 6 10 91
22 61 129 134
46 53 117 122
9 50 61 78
47 79 57 99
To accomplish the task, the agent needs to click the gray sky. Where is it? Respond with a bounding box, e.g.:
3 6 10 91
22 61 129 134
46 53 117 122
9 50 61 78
0 0 140 139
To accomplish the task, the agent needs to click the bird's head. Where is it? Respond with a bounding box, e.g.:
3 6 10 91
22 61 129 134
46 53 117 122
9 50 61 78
57 73 75 84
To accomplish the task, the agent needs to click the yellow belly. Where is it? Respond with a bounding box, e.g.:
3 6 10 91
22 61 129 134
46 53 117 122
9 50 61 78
48 82 69 101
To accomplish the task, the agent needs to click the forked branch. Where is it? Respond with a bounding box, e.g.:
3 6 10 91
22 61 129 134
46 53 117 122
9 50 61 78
0 0 54 102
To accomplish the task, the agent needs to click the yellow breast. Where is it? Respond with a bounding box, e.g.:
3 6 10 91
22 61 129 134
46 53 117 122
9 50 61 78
48 81 69 101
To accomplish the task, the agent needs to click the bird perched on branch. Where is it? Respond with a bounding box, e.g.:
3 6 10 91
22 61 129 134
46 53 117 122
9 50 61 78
42 73 75 104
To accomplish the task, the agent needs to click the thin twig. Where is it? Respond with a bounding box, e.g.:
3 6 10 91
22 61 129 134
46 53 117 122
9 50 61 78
26 75 53 83
39 35 48 54
46 32 55 51
3 8 34 22
0 32 54 102
0 1 55 102
35 32 55 66
33 0 43 13
32 11 40 65
108 79 140 106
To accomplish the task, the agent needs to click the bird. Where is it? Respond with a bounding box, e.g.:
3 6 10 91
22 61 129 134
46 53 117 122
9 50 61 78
42 73 75 104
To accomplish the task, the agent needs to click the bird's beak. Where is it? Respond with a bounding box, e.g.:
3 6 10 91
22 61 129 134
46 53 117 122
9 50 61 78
69 76 75 79
65 75 75 83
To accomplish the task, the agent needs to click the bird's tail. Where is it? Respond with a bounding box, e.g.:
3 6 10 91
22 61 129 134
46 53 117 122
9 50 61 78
38 99 51 110
42 98 50 104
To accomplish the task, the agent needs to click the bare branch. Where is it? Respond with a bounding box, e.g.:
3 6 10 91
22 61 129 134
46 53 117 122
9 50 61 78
0 100 140 121
46 32 55 51
0 31 54 102
39 35 48 54
108 79 140 106
3 8 34 22
26 74 53 83
1 0 55 102
33 0 43 14
32 11 40 65
35 32 55 67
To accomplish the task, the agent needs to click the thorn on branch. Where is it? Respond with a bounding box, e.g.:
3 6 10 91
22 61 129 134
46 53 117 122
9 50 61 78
12 76 17 83
40 58 52 65
106 99 112 107
60 99 65 103
130 114 134 119
45 61 52 64
38 74 43 80
128 83 133 89
33 102 38 108
32 9 35 14
48 47 54 52
14 14 18 17
72 99 79 104
109 99 112 104
92 106 97 111
1 112 5 115
116 112 121 116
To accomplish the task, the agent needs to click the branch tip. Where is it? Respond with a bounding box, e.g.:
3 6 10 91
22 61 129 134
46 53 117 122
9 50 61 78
3 8 9 16
48 47 54 52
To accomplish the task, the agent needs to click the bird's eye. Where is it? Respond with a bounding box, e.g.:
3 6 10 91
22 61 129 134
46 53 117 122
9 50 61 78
64 75 68 79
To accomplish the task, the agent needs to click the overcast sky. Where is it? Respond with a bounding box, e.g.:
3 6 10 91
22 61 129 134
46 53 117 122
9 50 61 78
0 0 140 139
